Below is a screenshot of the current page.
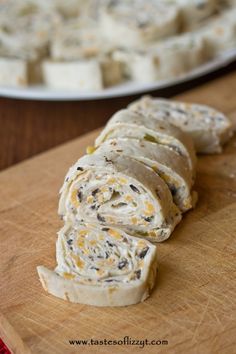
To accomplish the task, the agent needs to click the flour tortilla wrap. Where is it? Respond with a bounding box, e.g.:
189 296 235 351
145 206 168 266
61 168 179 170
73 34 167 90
195 9 236 57
129 96 233 154
42 59 103 90
99 0 180 48
49 18 122 88
150 33 207 80
0 58 27 87
173 0 217 29
59 151 182 242
95 138 195 212
37 222 157 306
95 109 196 173
113 33 206 83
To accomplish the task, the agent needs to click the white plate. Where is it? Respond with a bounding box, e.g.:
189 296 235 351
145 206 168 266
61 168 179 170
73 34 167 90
0 49 236 101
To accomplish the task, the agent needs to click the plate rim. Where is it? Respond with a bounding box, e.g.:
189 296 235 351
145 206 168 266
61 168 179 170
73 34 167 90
0 49 235 101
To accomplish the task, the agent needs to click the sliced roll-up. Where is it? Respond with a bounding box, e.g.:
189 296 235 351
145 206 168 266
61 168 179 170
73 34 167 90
129 96 233 154
37 222 158 306
113 33 207 83
99 0 180 48
49 18 123 87
50 18 105 61
0 10 60 61
0 58 27 87
149 33 207 80
95 138 195 212
59 151 182 242
95 109 196 173
42 59 103 91
195 9 236 57
172 0 217 29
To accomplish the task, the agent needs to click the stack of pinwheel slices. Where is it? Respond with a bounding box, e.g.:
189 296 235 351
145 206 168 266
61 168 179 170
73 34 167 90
37 97 233 306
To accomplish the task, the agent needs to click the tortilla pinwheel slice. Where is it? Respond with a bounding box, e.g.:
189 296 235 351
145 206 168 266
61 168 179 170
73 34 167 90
0 58 27 87
172 0 217 29
95 109 196 174
37 222 158 306
129 96 233 154
42 59 103 91
113 33 207 83
95 138 196 212
59 151 182 242
195 9 236 57
99 0 180 48
49 18 123 87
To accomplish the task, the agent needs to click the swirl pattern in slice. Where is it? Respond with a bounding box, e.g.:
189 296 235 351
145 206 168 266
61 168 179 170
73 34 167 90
37 222 157 306
59 150 182 242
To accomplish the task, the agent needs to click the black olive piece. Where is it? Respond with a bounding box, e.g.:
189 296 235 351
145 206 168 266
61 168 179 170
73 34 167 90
77 166 84 171
144 216 154 222
104 157 113 164
102 227 110 232
170 185 178 196
135 269 141 279
106 240 114 247
118 259 128 270
97 214 106 223
130 184 140 194
92 188 99 197
139 247 149 259
77 191 83 202
67 239 73 245
91 266 99 271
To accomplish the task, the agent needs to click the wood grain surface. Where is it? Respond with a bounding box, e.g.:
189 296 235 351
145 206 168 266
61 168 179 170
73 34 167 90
0 74 236 354
0 62 236 172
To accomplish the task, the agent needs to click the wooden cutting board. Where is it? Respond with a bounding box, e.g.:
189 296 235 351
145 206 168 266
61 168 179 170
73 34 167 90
1 73 236 354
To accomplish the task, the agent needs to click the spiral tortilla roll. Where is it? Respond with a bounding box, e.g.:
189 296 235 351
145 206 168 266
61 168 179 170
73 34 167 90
59 151 182 242
113 33 206 83
173 0 217 29
129 96 233 154
37 222 158 306
95 138 195 212
49 17 123 87
99 0 180 48
95 109 196 174
196 9 236 57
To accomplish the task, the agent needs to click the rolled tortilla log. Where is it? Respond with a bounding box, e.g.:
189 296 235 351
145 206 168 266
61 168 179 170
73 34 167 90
129 96 233 154
174 0 217 29
99 0 180 48
59 151 182 242
195 9 236 57
42 59 103 90
113 33 207 83
150 33 207 80
95 138 195 212
49 18 123 88
0 58 27 87
37 223 158 306
95 109 197 173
